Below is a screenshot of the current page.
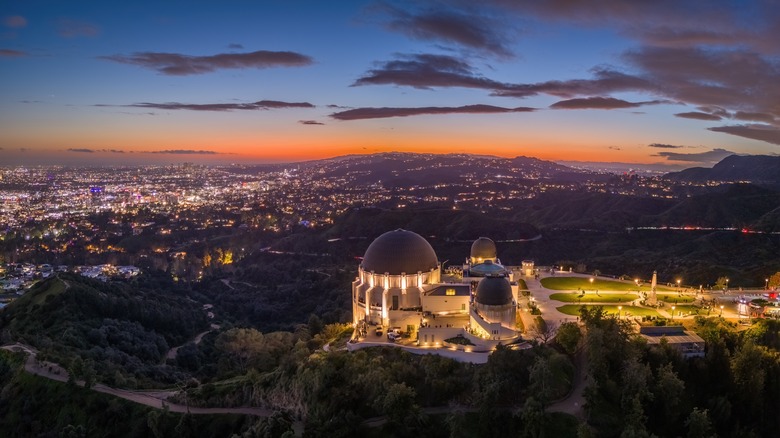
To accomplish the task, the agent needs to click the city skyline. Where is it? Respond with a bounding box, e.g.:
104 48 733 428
2 1 779 167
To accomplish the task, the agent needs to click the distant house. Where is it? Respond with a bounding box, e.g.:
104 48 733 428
638 325 705 358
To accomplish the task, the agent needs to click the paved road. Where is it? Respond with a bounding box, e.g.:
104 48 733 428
1 343 274 418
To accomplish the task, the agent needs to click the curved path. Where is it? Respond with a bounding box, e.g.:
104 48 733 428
1 343 274 417
166 324 219 361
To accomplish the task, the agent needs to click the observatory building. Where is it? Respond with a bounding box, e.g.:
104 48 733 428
351 230 522 349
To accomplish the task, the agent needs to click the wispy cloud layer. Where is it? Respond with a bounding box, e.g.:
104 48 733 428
381 5 515 58
708 125 780 146
0 49 26 57
100 50 314 75
674 112 722 121
648 143 684 149
148 150 222 155
330 104 534 120
655 148 735 163
551 97 665 110
67 148 125 153
116 100 314 112
299 120 325 125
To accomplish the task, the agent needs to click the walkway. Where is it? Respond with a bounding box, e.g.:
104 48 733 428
1 343 275 417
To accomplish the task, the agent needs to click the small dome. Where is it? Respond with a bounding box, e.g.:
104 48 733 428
475 276 513 306
361 229 438 275
471 237 497 260
469 260 508 277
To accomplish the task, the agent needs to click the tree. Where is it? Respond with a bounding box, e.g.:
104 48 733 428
383 383 424 433
768 271 780 289
684 408 714 438
652 363 685 434
521 396 545 438
216 327 265 372
529 316 558 344
714 277 729 289
555 322 582 355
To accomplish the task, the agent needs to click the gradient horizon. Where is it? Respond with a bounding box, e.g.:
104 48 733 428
2 1 779 167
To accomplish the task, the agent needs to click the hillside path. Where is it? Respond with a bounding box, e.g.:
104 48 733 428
1 343 274 418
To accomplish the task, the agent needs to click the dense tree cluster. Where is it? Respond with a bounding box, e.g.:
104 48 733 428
0 273 207 387
579 306 780 437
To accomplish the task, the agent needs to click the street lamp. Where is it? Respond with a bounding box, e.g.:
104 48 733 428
618 305 622 319
671 305 675 321
676 279 681 290
720 305 724 316
590 277 594 290
766 278 770 290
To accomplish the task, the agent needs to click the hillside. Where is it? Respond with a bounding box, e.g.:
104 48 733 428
0 274 208 387
666 154 780 185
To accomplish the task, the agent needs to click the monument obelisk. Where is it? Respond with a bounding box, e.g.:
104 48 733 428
649 270 658 305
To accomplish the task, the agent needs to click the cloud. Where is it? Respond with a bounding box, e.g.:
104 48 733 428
148 150 222 155
299 120 325 125
58 18 100 38
623 46 780 122
330 104 534 120
648 143 684 149
489 0 778 53
67 148 124 154
655 148 735 163
354 54 658 99
696 105 729 117
100 50 314 75
674 112 722 121
122 100 314 111
0 49 26 57
3 15 27 28
708 125 780 146
353 53 514 91
550 96 664 110
733 111 775 124
228 43 244 49
382 6 515 58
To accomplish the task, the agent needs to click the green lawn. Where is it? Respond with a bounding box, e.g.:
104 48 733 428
556 304 662 318
541 276 675 292
656 293 695 304
549 292 638 303
669 304 701 316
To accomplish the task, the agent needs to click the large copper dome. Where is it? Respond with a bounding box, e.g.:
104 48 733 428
361 229 438 274
470 237 497 260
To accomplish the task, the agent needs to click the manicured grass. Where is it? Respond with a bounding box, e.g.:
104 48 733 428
516 278 528 290
541 276 674 292
655 293 695 304
556 304 662 318
669 304 702 316
549 292 638 303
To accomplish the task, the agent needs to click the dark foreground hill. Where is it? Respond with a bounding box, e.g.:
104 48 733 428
0 273 208 387
666 154 780 185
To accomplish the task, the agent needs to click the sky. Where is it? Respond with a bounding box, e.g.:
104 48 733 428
1 0 780 168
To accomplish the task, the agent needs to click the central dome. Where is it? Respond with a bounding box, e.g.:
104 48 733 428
471 237 497 260
475 276 513 306
361 229 438 274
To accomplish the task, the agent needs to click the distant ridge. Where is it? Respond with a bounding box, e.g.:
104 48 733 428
666 155 780 184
